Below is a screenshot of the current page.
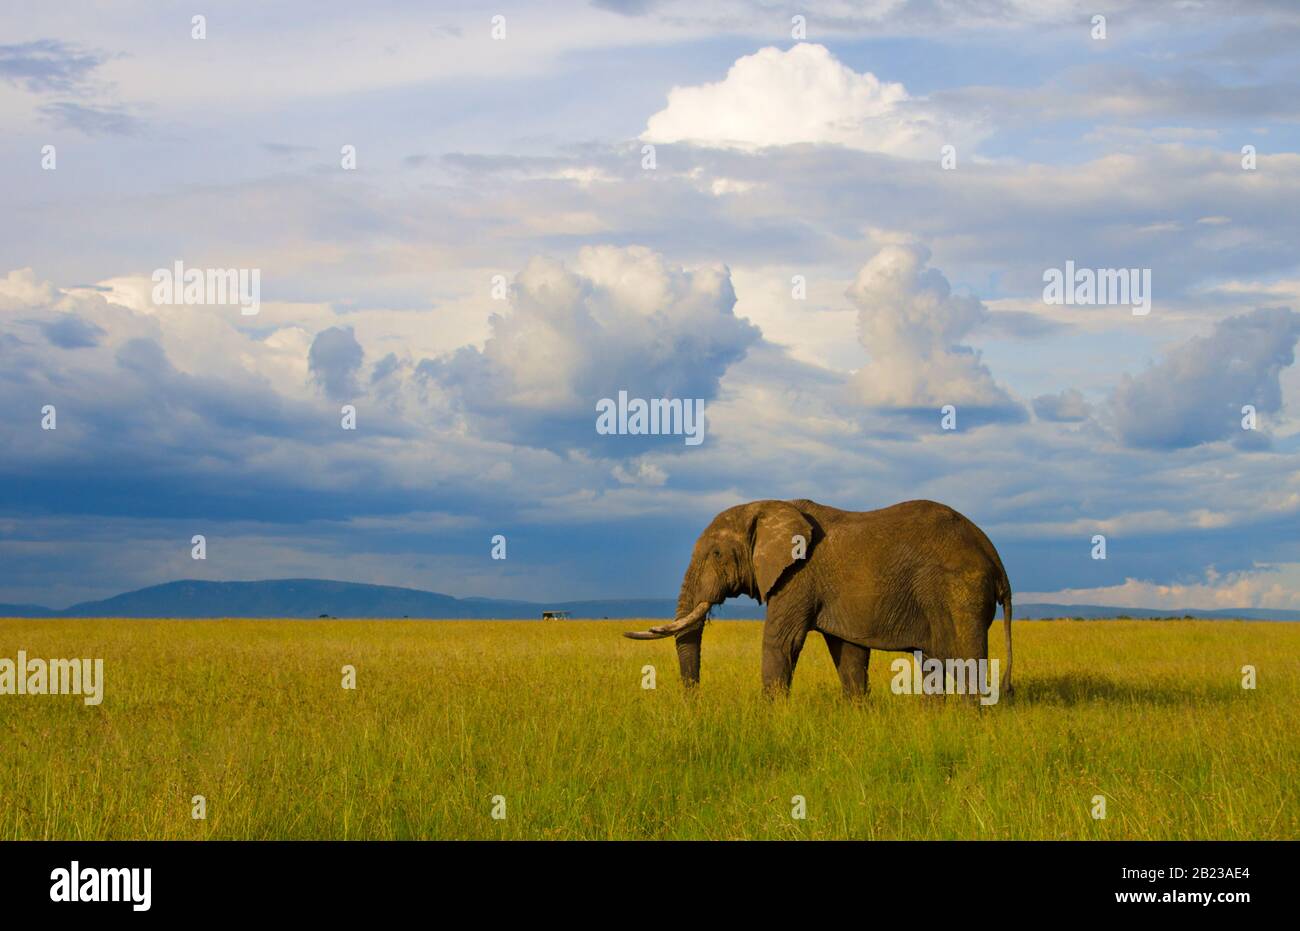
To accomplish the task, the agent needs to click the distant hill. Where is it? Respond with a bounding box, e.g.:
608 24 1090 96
62 579 470 619
0 579 762 619
0 579 1296 621
0 603 56 617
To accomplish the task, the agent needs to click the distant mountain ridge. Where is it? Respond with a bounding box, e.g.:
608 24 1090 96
0 579 746 620
1 579 1297 620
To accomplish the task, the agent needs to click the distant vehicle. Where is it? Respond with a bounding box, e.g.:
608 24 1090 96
541 610 571 621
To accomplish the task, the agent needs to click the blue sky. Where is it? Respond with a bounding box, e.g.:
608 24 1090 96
1 0 1298 611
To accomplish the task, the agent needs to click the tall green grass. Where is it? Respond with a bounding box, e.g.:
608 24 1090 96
0 618 1295 839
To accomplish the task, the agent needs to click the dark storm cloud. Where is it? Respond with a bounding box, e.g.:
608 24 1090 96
0 332 420 526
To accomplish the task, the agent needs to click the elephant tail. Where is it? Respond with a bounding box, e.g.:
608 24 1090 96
999 581 1013 697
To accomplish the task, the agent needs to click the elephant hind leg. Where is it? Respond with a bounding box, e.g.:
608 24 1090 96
823 633 870 699
948 607 996 706
916 650 950 707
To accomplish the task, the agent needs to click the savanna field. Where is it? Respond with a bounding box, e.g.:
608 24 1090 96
1 618 1296 840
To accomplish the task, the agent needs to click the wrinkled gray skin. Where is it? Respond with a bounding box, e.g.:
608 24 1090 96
626 499 1013 698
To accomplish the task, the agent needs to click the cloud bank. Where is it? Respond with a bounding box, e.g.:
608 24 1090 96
1112 307 1300 449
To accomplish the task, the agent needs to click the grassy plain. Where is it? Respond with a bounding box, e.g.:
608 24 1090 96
0 618 1295 839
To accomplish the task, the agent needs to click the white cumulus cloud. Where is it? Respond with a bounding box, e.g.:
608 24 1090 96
847 243 1021 418
642 43 980 158
427 245 760 452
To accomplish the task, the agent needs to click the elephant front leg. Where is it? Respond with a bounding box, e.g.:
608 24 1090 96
824 634 870 700
761 612 809 696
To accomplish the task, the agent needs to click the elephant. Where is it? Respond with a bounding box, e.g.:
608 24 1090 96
625 499 1012 699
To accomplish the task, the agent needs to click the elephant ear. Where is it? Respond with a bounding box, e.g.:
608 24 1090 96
750 501 814 603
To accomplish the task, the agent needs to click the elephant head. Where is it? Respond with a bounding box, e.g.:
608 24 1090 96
624 500 813 686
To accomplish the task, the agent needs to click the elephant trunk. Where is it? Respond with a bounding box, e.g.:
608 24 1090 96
671 570 708 686
674 625 703 687
623 561 713 686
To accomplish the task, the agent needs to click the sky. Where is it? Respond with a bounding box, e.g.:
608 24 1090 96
1 0 1298 611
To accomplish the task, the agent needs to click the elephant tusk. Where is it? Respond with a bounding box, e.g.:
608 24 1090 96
623 601 710 640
